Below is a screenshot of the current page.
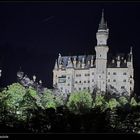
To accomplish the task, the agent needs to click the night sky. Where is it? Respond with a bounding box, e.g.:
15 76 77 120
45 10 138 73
0 2 140 94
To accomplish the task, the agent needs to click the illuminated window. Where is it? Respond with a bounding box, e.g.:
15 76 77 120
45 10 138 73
58 75 66 83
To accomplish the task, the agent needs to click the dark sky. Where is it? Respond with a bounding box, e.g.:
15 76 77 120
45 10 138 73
0 2 140 94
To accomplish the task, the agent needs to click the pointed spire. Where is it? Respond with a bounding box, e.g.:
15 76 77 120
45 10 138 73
91 56 94 67
73 56 77 68
128 46 133 62
54 59 58 69
130 46 133 67
130 46 133 55
82 57 85 68
67 57 73 68
98 9 107 30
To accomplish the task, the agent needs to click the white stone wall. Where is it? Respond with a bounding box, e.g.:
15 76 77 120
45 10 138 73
53 66 134 96
107 68 134 95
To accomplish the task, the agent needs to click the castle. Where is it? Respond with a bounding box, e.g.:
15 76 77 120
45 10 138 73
53 10 134 96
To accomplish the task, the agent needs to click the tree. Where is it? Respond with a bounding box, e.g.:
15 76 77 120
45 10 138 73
18 88 39 121
54 95 64 107
67 90 93 114
93 94 108 111
108 98 120 110
130 97 137 107
118 96 129 106
41 89 56 109
4 83 26 113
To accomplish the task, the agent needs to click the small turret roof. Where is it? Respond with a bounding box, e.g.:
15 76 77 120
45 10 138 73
98 9 107 30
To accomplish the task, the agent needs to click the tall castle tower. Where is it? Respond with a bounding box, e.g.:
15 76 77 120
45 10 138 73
95 9 109 92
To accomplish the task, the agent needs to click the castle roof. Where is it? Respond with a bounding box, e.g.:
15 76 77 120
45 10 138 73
57 53 131 69
58 55 96 69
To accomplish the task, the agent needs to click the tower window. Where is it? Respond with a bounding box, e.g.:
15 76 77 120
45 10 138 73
84 81 86 83
113 72 116 75
75 81 77 83
121 86 125 89
92 79 94 82
68 84 70 86
113 79 116 82
130 81 132 84
79 81 81 83
108 72 110 75
88 80 90 83
100 54 101 57
79 88 81 90
108 79 110 82
92 72 94 75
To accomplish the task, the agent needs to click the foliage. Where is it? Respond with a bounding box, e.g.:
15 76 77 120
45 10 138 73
108 98 120 110
130 97 137 107
1 82 140 133
18 89 39 121
41 89 56 109
54 95 64 107
67 90 93 114
4 83 26 111
93 94 108 111
118 96 129 106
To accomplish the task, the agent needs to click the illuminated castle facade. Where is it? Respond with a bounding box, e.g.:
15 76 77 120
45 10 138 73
53 10 134 96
